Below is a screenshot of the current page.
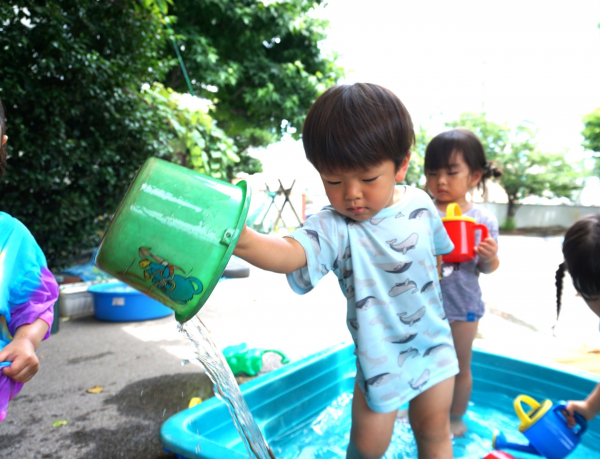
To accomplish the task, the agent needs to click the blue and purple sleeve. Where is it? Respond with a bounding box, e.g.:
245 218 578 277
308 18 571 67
0 215 58 422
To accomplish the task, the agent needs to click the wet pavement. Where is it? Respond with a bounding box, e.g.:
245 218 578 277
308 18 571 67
0 235 599 458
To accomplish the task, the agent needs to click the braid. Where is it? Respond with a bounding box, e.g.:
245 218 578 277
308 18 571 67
483 162 502 179
555 262 566 320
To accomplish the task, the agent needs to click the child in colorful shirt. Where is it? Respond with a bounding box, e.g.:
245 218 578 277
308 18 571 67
0 99 58 421
235 84 458 459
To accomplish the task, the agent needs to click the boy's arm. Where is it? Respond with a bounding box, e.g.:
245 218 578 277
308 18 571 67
436 255 442 280
234 226 307 274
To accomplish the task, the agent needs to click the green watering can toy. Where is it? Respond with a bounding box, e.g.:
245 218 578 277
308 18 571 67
222 343 290 376
95 157 251 323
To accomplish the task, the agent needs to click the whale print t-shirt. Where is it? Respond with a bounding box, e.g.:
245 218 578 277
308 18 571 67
286 186 459 413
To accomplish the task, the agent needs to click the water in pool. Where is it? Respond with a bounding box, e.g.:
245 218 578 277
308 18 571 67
269 391 600 459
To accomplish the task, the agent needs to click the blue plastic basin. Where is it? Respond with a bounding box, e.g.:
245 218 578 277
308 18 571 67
160 343 600 458
88 281 173 322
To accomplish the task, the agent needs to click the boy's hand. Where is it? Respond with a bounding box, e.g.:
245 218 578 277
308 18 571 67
0 337 40 383
564 400 595 427
474 237 498 261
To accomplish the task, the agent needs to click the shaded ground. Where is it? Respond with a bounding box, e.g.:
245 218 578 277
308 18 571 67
0 312 288 459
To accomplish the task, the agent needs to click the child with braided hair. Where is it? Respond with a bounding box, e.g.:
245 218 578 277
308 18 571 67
555 213 600 425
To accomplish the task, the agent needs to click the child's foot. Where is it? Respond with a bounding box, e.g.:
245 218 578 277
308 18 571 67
450 416 468 437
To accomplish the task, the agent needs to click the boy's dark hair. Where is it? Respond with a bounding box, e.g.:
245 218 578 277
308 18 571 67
556 213 600 318
0 99 6 181
424 128 501 194
302 83 415 173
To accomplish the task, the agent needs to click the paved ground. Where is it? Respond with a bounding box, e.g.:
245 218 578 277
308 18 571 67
1 235 599 458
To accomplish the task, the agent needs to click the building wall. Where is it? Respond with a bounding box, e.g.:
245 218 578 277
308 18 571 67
478 203 600 229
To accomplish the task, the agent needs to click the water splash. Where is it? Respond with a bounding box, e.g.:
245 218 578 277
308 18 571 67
180 315 275 459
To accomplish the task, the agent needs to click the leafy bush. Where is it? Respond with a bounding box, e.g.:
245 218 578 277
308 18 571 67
0 1 171 268
161 0 344 178
142 83 239 179
0 0 343 270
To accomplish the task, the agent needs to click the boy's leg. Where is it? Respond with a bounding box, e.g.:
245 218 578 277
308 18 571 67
449 320 479 436
347 380 397 459
408 376 454 459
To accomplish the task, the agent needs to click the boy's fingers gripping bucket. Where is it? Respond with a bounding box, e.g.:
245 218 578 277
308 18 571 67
441 203 489 263
95 157 251 323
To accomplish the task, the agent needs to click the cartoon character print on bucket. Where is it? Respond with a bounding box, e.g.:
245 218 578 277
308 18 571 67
137 247 203 304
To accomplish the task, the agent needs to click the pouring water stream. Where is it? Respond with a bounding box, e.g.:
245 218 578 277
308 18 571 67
179 314 275 459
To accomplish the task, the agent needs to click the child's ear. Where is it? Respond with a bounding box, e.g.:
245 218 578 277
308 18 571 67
394 153 411 183
1 135 7 146
469 170 483 187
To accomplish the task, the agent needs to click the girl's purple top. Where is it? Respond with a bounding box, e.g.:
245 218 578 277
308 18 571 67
0 212 58 421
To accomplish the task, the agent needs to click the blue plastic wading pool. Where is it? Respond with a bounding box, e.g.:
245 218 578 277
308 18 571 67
88 281 173 322
160 343 600 459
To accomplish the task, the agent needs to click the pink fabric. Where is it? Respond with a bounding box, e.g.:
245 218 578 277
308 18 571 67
0 377 22 422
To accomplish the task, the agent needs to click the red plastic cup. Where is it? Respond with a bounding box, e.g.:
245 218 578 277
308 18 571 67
442 203 489 263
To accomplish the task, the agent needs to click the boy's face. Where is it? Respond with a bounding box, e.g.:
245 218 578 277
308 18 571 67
319 157 410 222
425 151 482 204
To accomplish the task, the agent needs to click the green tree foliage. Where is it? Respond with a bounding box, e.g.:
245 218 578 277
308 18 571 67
158 0 344 179
582 107 600 175
403 125 429 187
446 113 581 226
143 83 239 178
1 1 343 269
0 0 170 268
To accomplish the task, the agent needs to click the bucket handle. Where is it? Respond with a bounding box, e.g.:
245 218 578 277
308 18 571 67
514 394 541 426
445 203 462 218
474 224 489 242
261 350 290 364
554 403 588 437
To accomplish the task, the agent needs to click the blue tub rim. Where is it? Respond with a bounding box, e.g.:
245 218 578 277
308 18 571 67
161 341 600 459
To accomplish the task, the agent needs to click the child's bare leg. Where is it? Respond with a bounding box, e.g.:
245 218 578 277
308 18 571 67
408 376 454 459
347 380 397 459
449 320 479 437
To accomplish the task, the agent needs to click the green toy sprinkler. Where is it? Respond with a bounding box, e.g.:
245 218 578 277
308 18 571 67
222 343 290 376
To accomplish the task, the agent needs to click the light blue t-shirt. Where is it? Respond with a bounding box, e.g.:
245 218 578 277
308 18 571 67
286 187 459 413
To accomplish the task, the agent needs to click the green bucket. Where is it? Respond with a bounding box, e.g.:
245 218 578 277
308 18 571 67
95 157 251 323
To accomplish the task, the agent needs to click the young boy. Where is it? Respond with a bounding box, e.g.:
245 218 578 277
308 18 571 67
234 83 458 459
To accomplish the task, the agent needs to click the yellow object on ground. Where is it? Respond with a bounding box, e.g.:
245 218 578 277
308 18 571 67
86 385 103 393
188 397 202 408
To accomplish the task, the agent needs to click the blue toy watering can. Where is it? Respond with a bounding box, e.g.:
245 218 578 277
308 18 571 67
493 394 587 459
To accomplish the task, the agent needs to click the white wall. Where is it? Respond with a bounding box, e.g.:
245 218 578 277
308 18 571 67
479 202 600 229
